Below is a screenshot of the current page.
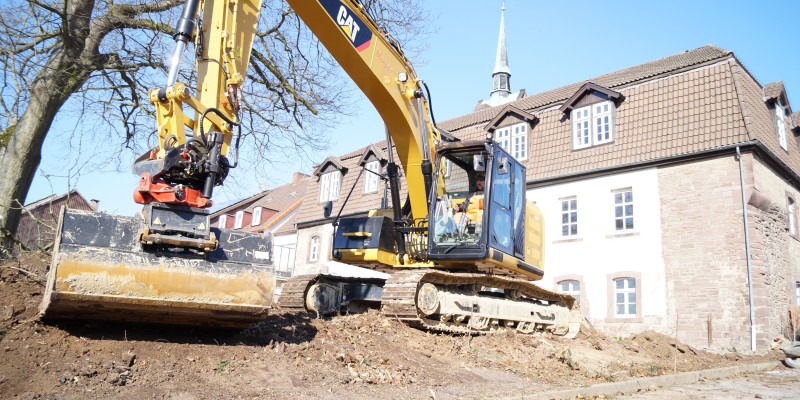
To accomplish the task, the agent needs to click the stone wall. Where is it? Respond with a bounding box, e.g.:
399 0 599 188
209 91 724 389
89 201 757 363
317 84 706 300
293 224 334 276
658 153 752 351
751 155 800 341
659 151 800 351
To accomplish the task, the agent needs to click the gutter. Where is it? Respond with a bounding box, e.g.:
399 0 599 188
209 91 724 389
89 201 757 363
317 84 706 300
527 141 762 189
736 146 757 353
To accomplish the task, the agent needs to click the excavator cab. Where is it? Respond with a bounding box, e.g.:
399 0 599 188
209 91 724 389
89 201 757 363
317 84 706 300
427 140 543 279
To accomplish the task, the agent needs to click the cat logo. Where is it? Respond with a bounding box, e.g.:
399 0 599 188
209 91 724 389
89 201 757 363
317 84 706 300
321 0 373 52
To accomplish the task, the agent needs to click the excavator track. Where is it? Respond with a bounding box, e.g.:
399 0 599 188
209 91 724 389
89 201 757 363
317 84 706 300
277 274 320 312
277 273 385 316
382 270 581 337
281 270 581 337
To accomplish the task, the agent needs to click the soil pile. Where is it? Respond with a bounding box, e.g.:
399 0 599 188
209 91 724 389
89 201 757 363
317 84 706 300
0 254 781 399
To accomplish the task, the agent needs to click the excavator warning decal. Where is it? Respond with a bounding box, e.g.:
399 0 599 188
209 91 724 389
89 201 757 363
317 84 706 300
320 0 373 52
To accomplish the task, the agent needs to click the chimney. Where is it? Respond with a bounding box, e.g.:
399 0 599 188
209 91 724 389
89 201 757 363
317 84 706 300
293 171 309 183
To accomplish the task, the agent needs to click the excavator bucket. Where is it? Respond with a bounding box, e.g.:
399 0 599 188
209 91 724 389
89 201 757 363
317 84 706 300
39 208 275 328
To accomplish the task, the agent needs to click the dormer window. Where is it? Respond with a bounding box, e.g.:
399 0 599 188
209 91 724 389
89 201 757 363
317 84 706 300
357 144 386 195
364 161 381 193
252 207 262 226
234 210 244 229
319 170 341 203
495 122 528 160
485 105 537 162
572 101 615 149
764 81 791 152
560 83 623 150
776 100 788 151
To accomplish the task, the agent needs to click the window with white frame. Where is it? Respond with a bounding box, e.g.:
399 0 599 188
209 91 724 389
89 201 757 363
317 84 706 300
364 161 381 193
558 280 581 304
309 236 321 262
789 196 797 237
613 189 634 232
796 281 800 305
218 215 228 229
252 207 262 226
560 197 578 237
495 122 528 160
234 210 244 229
776 101 788 151
319 170 342 202
572 101 615 149
273 244 296 276
614 277 637 318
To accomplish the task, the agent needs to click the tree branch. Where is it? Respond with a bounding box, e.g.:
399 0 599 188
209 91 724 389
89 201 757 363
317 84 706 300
28 0 64 19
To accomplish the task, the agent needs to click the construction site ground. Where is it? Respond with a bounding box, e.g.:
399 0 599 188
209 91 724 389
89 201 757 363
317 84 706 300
0 254 787 399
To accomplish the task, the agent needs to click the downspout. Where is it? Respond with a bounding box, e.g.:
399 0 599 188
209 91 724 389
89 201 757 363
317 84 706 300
736 146 757 352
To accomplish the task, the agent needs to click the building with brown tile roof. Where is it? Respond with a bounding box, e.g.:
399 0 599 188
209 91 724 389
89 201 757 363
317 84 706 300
291 45 800 352
211 172 309 284
15 190 98 253
293 141 406 277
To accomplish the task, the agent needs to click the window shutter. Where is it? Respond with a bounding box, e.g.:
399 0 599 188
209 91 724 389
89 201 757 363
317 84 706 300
319 173 331 202
234 211 244 229
330 171 341 200
252 207 262 226
365 161 380 193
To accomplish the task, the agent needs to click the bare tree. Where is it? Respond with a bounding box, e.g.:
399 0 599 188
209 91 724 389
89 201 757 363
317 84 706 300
0 0 431 256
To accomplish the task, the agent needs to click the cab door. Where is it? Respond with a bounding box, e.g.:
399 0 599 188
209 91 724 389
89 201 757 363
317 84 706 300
487 147 526 259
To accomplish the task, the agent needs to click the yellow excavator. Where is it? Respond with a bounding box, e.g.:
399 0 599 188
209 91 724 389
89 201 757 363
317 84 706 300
40 0 581 336
279 0 581 336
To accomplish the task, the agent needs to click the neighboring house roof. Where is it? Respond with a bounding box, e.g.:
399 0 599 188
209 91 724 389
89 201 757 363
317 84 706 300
210 191 267 217
17 190 99 252
24 190 98 212
211 173 310 232
243 176 309 233
270 201 305 236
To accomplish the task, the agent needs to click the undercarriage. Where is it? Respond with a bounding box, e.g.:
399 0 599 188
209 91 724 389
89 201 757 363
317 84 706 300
279 270 581 337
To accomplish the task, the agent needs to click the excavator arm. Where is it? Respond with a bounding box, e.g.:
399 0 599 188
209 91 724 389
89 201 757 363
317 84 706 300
288 0 441 222
136 0 262 210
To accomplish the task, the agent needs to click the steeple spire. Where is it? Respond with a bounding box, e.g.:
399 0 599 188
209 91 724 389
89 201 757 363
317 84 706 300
490 1 511 100
475 0 524 111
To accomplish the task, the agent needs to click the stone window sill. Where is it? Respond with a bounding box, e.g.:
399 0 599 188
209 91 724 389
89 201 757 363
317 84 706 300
604 316 643 324
605 231 640 239
553 237 583 244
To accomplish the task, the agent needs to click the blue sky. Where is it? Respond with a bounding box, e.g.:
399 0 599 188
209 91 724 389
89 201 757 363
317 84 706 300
26 0 800 216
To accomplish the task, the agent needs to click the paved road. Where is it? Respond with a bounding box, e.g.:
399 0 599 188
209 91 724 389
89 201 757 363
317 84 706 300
620 368 800 399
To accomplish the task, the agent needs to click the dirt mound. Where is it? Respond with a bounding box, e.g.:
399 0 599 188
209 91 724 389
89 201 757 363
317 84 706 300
0 253 782 399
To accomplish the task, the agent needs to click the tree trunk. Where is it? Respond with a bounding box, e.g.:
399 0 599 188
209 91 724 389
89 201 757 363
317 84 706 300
0 0 95 256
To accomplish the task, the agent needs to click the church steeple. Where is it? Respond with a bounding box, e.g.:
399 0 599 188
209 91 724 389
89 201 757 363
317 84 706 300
490 1 511 99
476 1 523 111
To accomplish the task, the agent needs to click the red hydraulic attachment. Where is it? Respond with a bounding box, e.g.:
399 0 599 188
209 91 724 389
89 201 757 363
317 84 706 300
133 172 211 208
